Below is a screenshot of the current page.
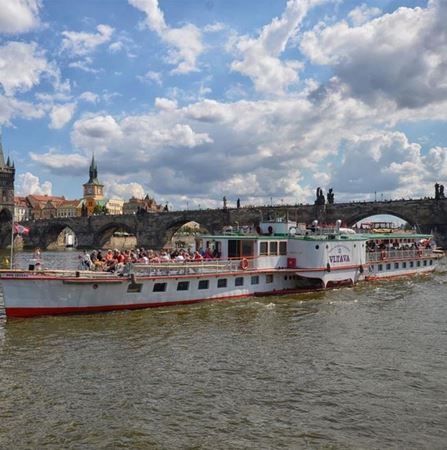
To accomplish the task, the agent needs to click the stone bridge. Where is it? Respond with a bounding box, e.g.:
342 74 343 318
1 198 447 250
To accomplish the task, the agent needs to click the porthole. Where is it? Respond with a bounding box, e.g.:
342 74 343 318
315 245 319 250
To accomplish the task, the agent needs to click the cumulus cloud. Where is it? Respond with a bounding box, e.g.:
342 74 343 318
301 0 447 108
104 181 146 200
155 97 177 110
137 70 162 85
129 0 205 74
348 3 382 26
0 0 41 34
230 0 321 95
61 24 114 57
49 103 76 129
0 41 58 96
328 131 436 198
16 172 52 196
29 150 88 175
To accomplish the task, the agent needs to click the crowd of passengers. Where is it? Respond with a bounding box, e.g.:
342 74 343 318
366 240 432 252
79 247 221 271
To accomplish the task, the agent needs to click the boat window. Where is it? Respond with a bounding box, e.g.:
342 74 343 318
417 261 421 267
198 280 209 290
217 278 227 288
378 264 383 271
153 282 167 292
394 262 399 269
266 274 273 284
177 281 189 291
260 242 268 255
430 260 433 265
235 277 244 286
279 241 287 255
127 282 143 293
423 260 427 266
402 262 407 269
410 261 414 268
386 263 391 270
269 241 278 255
251 275 259 285
228 239 255 258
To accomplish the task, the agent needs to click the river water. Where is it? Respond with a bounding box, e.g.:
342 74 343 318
0 251 446 449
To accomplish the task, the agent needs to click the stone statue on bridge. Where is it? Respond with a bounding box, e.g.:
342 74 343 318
435 183 445 200
327 188 335 204
315 187 325 205
223 196 227 210
237 198 241 209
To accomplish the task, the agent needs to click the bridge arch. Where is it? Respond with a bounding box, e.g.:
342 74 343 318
344 208 415 228
161 219 211 249
38 223 78 250
94 222 135 249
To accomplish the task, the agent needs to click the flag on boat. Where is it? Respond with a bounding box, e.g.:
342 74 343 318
14 223 30 235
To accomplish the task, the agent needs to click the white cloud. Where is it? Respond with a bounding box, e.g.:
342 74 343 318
68 57 100 73
0 0 41 34
108 41 124 53
155 97 177 110
137 70 162 85
49 103 76 129
61 24 114 57
0 95 46 124
230 0 321 95
204 22 226 33
29 151 88 175
0 41 58 96
129 0 205 74
104 181 146 200
301 0 447 108
348 3 382 26
16 172 52 196
79 91 99 103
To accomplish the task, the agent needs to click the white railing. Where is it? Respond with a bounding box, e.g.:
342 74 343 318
366 248 433 262
130 257 253 276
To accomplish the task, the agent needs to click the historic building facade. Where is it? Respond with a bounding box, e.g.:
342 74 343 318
0 135 15 221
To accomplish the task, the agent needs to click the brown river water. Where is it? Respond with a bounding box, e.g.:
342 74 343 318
0 251 446 449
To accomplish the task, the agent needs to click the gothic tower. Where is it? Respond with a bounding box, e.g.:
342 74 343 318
0 133 15 220
82 155 104 216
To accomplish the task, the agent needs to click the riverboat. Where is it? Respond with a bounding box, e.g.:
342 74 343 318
0 218 443 317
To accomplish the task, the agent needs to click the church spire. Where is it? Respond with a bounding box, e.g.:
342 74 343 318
88 154 99 184
0 130 5 168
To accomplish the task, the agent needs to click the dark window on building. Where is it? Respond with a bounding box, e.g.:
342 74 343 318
217 278 227 288
260 242 268 256
269 241 278 255
198 280 209 290
153 282 167 292
279 241 287 255
266 274 273 283
251 275 259 285
177 281 189 291
235 277 244 286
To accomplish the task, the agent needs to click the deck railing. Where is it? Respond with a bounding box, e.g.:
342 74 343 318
366 248 434 262
130 257 253 276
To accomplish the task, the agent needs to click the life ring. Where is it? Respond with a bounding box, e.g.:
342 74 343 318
380 250 387 260
240 258 249 270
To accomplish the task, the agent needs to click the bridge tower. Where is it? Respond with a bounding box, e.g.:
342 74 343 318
81 155 104 216
0 133 15 221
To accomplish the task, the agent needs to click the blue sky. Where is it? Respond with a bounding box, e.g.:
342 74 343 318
0 0 445 210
